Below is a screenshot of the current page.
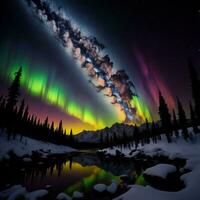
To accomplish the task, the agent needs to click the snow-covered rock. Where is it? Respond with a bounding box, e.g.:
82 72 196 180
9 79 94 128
56 192 72 200
0 132 76 160
93 183 107 192
45 184 51 189
26 189 48 200
23 157 32 162
143 164 177 179
0 185 48 200
107 181 118 194
72 191 83 198
0 185 26 200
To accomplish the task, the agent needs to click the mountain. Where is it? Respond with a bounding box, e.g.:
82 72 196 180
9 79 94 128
75 123 135 143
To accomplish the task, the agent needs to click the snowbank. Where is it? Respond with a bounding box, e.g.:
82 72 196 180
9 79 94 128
107 181 118 194
112 133 200 200
0 185 48 200
56 192 72 200
143 164 176 179
0 131 76 160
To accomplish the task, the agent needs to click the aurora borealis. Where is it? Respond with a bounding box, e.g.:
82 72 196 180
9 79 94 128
0 0 200 134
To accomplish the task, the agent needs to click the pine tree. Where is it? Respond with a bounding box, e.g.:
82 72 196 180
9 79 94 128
58 120 63 134
134 124 139 150
69 129 73 143
44 116 49 129
188 59 200 123
0 98 6 127
177 98 189 141
158 91 172 143
189 101 199 134
151 121 157 143
172 109 179 137
50 121 55 133
145 119 150 144
6 67 22 112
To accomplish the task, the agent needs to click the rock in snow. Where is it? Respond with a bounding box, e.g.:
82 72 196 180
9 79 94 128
143 164 177 179
72 191 83 198
0 185 48 200
26 189 48 200
93 183 107 192
56 192 72 200
107 181 118 194
23 157 32 162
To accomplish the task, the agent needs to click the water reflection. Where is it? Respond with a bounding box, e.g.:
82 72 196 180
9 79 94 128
0 154 128 199
0 152 185 199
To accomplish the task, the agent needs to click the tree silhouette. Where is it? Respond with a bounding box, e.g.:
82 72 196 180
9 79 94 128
58 120 63 134
172 109 179 137
188 59 200 123
18 99 25 119
158 91 172 143
6 67 22 112
145 119 150 144
69 129 74 143
189 101 199 134
177 98 189 141
151 121 157 143
134 124 139 150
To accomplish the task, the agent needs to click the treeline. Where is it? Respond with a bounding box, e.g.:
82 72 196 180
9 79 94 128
100 59 200 149
0 67 74 146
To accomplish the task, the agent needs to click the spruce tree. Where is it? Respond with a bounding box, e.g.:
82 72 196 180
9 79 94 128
134 124 139 150
177 98 189 140
145 119 150 144
6 67 22 112
189 101 199 134
58 120 63 134
69 129 73 143
158 91 172 143
188 59 200 123
151 121 157 143
50 121 55 133
172 109 179 137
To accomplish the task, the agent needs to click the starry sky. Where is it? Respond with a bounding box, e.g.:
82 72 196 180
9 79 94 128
0 0 200 133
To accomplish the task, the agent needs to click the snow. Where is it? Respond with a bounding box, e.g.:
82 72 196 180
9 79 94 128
111 132 200 200
26 189 48 200
0 185 48 200
107 181 118 194
72 191 83 198
0 131 76 160
93 183 107 192
56 192 72 200
143 164 177 179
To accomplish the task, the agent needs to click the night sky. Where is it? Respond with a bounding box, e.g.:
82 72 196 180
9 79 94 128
0 0 200 133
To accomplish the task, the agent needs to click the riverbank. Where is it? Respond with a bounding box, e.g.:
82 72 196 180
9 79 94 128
0 130 77 161
100 131 200 200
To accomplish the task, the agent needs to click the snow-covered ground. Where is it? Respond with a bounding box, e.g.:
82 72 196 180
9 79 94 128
100 131 200 200
0 131 76 160
0 185 48 200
